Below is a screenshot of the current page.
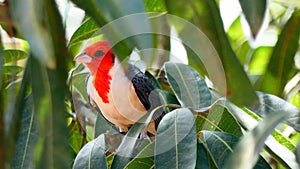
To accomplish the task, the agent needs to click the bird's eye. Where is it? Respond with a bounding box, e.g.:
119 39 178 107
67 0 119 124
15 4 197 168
94 50 105 57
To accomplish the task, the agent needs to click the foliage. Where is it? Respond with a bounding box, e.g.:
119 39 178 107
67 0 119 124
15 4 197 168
1 0 300 168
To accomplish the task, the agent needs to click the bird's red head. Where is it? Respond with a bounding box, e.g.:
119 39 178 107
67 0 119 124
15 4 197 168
74 40 115 103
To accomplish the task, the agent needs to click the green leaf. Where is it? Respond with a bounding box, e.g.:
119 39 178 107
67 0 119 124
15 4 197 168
73 134 107 169
223 99 298 168
195 105 243 137
125 142 155 169
3 66 23 75
200 131 271 169
238 0 267 37
165 0 259 106
164 62 212 110
144 0 166 12
250 92 300 132
155 108 196 169
224 108 290 169
10 0 56 68
248 46 273 75
111 104 159 169
259 9 300 96
12 95 38 169
195 143 210 169
68 18 99 47
94 113 118 138
71 0 152 61
3 49 28 63
296 140 300 166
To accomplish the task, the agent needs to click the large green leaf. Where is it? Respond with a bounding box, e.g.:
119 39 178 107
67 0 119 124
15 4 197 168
71 0 152 61
68 18 99 47
155 108 196 169
73 134 107 169
238 0 267 37
200 131 271 169
10 0 55 68
224 106 291 169
8 0 71 168
164 62 212 110
195 143 210 169
94 113 118 137
165 0 259 106
12 95 37 169
195 105 243 137
111 104 159 169
124 142 155 169
259 9 300 96
250 92 300 132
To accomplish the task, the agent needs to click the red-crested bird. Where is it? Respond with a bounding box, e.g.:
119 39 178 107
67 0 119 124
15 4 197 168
74 41 164 135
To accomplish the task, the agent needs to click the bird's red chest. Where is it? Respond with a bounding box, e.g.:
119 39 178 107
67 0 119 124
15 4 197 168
93 53 114 103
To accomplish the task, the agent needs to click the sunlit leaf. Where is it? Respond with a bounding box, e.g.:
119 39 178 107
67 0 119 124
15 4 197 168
144 0 166 12
3 49 28 63
155 108 196 168
239 0 267 37
165 62 212 110
68 18 99 47
195 105 243 137
259 9 300 96
73 134 107 169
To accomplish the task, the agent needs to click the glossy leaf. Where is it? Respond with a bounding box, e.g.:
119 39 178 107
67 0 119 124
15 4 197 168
165 62 212 110
3 49 27 63
94 113 118 137
111 103 159 169
68 18 99 47
250 92 300 132
12 95 37 169
239 0 267 37
155 108 196 169
195 143 210 169
165 0 258 106
124 142 155 169
195 105 243 137
200 131 271 169
259 9 300 96
224 107 290 169
73 134 107 169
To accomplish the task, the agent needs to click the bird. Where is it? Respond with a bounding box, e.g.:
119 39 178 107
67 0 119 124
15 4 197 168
74 40 164 135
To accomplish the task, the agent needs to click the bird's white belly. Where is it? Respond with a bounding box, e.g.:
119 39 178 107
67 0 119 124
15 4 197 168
87 71 147 131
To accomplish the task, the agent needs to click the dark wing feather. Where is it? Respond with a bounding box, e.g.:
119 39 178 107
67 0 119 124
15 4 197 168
128 65 165 128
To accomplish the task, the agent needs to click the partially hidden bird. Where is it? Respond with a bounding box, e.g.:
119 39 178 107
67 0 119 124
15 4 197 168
74 40 164 135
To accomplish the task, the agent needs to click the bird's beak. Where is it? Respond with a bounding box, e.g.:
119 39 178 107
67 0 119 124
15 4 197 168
74 52 92 63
